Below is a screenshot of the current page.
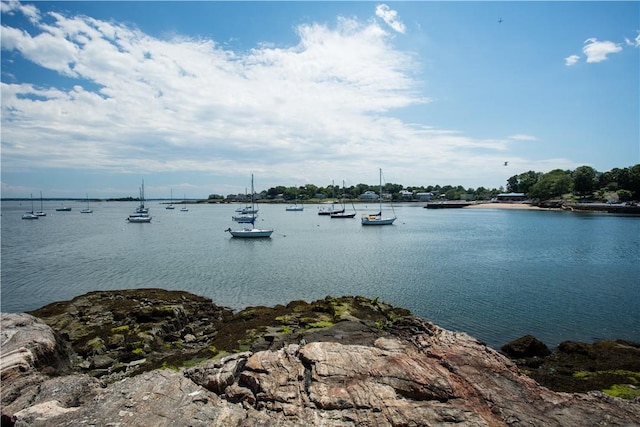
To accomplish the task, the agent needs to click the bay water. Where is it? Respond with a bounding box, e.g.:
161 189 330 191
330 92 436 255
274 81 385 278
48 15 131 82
2 200 638 349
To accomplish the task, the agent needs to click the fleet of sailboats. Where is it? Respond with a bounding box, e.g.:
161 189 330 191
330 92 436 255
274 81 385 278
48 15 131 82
19 171 398 232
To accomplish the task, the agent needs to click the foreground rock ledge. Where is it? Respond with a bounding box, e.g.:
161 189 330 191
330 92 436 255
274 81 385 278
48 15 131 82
2 291 639 426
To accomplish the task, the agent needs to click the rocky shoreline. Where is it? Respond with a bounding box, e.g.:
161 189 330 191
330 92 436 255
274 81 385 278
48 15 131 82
2 289 639 426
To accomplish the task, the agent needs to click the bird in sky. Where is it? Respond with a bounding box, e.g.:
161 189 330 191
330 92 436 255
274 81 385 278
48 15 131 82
498 18 503 24
503 161 509 166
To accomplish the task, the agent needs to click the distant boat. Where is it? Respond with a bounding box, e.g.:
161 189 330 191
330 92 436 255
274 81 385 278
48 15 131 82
34 191 46 216
318 180 344 216
235 188 259 215
166 189 175 210
127 180 151 223
22 194 39 220
361 168 396 226
226 174 273 238
81 194 93 213
286 186 304 211
180 194 189 211
127 213 152 223
56 206 72 212
331 181 357 218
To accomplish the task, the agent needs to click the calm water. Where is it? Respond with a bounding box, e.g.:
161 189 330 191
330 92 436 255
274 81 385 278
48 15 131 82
2 200 639 349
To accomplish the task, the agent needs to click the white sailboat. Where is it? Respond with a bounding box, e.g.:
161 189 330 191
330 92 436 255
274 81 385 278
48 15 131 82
22 194 39 220
81 194 93 213
286 186 304 211
226 174 273 238
166 189 175 210
180 194 189 211
361 168 396 226
127 180 152 223
34 191 46 216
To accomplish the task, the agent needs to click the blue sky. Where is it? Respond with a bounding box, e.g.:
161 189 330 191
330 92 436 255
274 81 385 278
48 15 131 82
1 1 638 199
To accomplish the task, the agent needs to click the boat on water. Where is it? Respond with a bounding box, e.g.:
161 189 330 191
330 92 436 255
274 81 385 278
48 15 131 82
56 206 72 212
226 174 273 238
286 187 304 211
361 168 396 226
127 180 151 223
166 189 175 210
180 194 189 211
331 181 357 218
80 194 93 213
127 213 152 223
34 192 46 216
232 213 257 223
318 180 344 215
22 194 39 220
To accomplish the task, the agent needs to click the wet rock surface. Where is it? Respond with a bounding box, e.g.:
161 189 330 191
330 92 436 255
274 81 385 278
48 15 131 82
504 337 640 399
2 289 639 426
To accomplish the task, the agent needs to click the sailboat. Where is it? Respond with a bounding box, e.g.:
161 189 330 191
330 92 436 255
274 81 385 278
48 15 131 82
166 189 175 210
226 174 273 238
318 180 344 216
361 168 396 226
180 194 189 211
331 181 357 218
127 180 152 223
286 186 304 211
81 194 93 213
34 191 46 216
22 194 39 220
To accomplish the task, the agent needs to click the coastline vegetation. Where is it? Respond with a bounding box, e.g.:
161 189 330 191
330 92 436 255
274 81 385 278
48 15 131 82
207 164 640 204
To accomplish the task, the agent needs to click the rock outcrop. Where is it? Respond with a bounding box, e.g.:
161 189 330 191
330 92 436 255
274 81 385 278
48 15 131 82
2 290 639 426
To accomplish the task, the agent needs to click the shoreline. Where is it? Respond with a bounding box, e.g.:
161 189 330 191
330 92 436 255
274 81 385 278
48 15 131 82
464 202 559 211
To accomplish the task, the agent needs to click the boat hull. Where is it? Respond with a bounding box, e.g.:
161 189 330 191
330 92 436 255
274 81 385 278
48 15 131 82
361 215 396 225
233 215 257 223
127 216 151 223
228 228 273 238
331 212 356 218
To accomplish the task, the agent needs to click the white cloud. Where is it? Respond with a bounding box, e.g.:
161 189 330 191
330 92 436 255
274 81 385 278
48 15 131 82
508 134 537 141
375 4 406 34
582 38 622 63
564 54 580 66
0 2 529 194
625 32 640 48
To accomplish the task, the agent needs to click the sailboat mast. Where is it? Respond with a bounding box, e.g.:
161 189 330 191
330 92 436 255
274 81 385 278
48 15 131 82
379 168 383 213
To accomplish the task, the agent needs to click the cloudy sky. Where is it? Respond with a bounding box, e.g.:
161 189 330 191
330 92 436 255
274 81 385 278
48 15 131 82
1 1 638 198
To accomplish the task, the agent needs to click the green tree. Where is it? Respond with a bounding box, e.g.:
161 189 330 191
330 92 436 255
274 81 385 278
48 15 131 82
572 165 597 198
528 169 573 201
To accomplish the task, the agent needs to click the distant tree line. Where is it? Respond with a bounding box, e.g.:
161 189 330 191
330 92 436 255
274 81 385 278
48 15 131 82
506 164 640 202
207 164 639 203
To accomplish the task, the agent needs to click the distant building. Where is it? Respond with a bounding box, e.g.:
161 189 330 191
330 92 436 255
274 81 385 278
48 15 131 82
400 190 413 199
416 192 433 201
495 192 526 202
360 191 378 200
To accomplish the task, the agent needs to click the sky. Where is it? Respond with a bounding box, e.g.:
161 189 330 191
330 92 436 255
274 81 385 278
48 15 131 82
1 1 638 199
